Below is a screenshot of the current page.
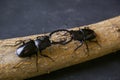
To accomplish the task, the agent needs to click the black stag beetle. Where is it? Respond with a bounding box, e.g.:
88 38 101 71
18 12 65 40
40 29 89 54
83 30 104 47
16 36 52 60
49 27 100 53
13 35 53 71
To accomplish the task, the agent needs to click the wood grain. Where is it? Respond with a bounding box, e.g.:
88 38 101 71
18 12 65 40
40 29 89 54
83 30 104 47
0 16 120 80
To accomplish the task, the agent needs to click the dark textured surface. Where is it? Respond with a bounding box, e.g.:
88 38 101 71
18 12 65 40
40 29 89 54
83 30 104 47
0 0 120 80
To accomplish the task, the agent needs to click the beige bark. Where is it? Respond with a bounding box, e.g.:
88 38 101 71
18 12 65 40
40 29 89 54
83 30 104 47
0 16 120 80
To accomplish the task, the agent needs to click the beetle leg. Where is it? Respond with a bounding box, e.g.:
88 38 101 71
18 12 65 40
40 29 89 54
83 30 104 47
80 29 89 54
84 40 89 52
74 40 83 52
39 51 54 62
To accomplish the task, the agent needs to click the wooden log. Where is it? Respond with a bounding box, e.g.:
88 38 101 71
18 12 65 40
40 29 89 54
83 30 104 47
0 16 120 80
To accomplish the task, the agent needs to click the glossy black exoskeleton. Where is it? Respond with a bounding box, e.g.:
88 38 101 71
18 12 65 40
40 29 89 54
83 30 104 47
16 40 37 57
69 28 97 52
49 27 98 53
34 36 53 61
35 36 51 53
15 36 53 71
16 36 52 58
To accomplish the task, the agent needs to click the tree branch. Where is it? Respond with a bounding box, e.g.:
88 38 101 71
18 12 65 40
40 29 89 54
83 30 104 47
0 16 120 80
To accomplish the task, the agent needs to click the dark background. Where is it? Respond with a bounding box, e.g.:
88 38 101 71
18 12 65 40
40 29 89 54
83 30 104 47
0 0 120 80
